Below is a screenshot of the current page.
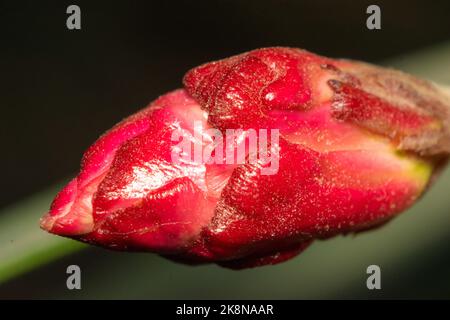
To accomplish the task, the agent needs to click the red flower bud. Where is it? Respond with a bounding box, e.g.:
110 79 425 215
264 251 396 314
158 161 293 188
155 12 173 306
41 48 450 268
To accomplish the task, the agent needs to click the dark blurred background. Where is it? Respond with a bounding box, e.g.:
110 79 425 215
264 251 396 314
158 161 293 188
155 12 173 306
0 0 450 299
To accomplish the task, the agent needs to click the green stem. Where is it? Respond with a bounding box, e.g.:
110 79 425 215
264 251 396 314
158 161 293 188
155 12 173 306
0 182 86 284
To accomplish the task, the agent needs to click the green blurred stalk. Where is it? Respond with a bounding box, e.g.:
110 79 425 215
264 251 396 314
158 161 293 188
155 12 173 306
0 183 86 284
1 42 450 289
